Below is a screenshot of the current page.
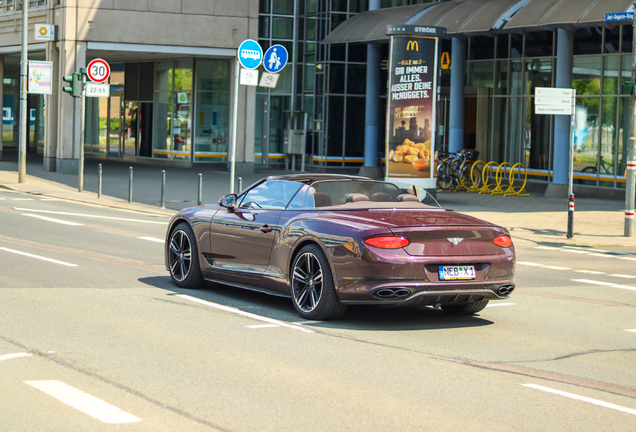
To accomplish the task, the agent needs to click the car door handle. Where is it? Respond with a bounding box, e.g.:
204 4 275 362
260 225 273 233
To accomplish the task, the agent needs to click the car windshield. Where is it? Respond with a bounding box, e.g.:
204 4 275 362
287 180 404 209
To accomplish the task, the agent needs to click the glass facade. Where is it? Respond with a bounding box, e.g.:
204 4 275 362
465 26 633 189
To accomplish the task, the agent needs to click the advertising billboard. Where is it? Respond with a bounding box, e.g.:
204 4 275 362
385 34 440 189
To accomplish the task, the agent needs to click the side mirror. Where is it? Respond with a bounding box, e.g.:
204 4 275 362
218 193 238 211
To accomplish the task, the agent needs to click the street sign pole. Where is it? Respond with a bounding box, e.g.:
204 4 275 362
567 92 576 239
626 6 636 236
79 69 86 192
230 59 239 194
18 0 28 183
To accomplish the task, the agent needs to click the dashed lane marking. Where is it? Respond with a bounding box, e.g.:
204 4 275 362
517 261 542 266
24 380 141 424
618 257 636 261
574 270 605 275
485 303 515 307
572 279 636 293
10 198 34 201
246 324 280 329
0 353 32 362
23 213 83 226
138 237 164 243
543 265 571 270
13 208 168 225
0 247 77 267
520 260 636 279
176 294 315 333
625 329 636 333
523 384 636 416
608 274 636 279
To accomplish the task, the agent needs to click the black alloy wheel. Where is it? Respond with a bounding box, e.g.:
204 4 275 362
168 222 204 288
291 244 346 320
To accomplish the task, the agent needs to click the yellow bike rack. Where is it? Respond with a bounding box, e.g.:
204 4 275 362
479 161 499 194
504 162 530 197
464 160 485 192
491 162 512 195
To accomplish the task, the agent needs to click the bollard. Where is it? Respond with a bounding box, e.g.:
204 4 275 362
97 164 102 199
161 170 166 209
197 173 203 206
128 167 133 203
567 194 575 239
238 177 243 193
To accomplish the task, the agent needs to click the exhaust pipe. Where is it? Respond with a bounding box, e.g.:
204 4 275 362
497 285 515 295
373 288 412 299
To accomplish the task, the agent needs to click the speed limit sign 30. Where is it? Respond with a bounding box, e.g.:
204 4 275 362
87 58 110 83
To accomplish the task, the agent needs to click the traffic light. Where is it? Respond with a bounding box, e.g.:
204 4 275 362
62 72 81 97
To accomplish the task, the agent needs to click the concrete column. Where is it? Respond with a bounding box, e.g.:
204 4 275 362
0 55 4 160
359 0 382 178
545 28 573 198
449 37 466 153
44 41 58 171
56 40 86 175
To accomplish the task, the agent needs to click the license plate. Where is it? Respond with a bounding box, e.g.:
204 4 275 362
439 265 476 281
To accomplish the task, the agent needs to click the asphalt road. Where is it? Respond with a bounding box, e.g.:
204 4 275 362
0 188 635 431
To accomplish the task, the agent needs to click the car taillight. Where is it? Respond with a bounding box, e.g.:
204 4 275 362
493 235 512 247
364 236 410 248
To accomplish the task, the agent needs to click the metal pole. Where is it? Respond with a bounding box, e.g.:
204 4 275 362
567 91 576 239
197 173 202 206
238 177 243 193
230 59 240 193
626 7 636 236
128 167 133 203
160 170 166 209
18 0 28 183
97 163 102 199
78 72 86 192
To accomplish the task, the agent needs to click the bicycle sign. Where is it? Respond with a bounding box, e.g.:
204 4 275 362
87 58 110 83
263 44 288 73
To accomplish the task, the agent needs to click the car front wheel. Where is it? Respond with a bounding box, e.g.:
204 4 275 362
291 244 347 320
168 222 204 289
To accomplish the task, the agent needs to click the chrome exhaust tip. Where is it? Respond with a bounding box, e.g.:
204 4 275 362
497 285 515 295
373 288 412 299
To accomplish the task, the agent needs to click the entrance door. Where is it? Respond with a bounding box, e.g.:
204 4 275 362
108 93 123 157
255 94 269 166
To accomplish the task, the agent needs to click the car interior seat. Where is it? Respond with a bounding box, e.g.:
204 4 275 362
396 194 420 202
371 192 393 202
345 193 370 203
313 192 332 207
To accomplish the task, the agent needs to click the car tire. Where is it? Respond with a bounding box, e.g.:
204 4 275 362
168 222 204 289
441 300 489 315
291 244 347 320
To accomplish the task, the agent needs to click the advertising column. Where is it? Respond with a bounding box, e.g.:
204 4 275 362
385 26 445 190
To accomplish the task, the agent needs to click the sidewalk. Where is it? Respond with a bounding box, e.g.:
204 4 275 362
1 150 635 248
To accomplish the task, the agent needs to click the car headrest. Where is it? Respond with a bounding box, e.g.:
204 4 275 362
396 194 420 202
345 193 370 203
313 192 332 208
371 192 393 202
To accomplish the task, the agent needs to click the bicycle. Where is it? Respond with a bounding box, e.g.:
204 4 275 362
578 155 612 185
436 149 482 191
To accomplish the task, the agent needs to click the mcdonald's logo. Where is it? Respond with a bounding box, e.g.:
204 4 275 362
406 40 419 51
441 52 450 70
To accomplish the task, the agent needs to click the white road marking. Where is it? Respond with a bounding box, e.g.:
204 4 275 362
534 246 559 250
625 329 636 333
574 270 605 275
618 256 636 261
40 198 62 201
245 324 280 329
0 353 32 361
562 246 608 253
291 320 322 325
572 279 636 292
543 266 571 270
517 262 542 266
138 236 164 243
0 247 77 267
24 380 141 424
176 294 315 333
589 253 614 258
559 249 589 254
523 384 636 416
485 303 515 307
11 198 34 201
13 208 168 225
23 213 83 226
609 274 636 279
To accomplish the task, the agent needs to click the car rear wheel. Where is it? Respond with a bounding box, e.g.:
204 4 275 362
291 244 347 320
168 222 204 289
441 300 489 315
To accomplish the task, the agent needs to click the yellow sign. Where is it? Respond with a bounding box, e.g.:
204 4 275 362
441 52 450 70
39 27 47 36
406 40 419 51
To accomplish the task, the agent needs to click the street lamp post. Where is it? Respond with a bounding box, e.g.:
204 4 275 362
626 3 636 237
18 0 28 183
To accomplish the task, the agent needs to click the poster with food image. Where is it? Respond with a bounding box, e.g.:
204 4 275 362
385 35 439 183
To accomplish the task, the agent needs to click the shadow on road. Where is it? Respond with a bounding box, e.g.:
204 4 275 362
138 276 494 332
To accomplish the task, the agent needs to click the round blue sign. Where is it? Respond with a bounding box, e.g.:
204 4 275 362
237 39 263 70
263 45 289 73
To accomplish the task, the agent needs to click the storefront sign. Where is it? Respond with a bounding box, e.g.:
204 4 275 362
28 61 53 94
34 24 56 41
385 34 440 188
